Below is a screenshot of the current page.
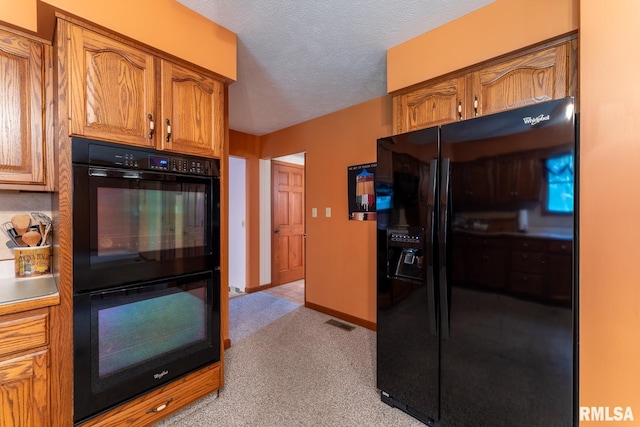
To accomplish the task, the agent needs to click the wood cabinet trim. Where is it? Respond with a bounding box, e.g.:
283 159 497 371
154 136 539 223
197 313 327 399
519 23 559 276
0 292 58 318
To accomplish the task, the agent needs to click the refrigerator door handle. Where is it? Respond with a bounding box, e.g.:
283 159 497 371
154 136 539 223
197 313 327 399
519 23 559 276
426 158 438 337
440 157 451 339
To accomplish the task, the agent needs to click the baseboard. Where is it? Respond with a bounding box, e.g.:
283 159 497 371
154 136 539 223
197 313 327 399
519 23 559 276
305 301 376 331
245 283 273 293
224 338 231 350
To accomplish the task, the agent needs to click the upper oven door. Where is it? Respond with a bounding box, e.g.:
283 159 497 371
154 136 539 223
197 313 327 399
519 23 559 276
73 164 219 292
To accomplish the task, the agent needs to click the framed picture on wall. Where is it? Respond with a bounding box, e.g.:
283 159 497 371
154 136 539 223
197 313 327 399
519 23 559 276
348 163 377 221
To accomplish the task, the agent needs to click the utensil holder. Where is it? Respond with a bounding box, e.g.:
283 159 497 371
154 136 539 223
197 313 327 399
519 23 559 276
14 245 51 278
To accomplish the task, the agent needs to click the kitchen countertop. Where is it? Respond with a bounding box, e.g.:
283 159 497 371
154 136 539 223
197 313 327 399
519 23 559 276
0 267 59 316
454 228 573 241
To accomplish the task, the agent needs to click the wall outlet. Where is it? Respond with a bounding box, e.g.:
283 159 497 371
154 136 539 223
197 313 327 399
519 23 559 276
311 208 317 218
325 207 331 218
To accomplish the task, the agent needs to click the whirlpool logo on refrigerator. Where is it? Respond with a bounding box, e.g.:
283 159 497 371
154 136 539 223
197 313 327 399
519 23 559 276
522 113 550 126
580 406 634 422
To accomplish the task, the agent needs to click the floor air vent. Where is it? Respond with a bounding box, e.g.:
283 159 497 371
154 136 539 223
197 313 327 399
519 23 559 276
325 319 355 331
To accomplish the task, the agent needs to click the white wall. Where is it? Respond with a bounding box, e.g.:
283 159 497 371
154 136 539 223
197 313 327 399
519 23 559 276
228 156 246 291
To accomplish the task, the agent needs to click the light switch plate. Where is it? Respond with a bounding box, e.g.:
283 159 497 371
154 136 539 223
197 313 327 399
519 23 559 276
311 208 317 218
325 207 331 217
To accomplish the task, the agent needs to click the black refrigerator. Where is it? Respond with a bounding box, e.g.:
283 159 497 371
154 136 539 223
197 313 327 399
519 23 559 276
376 97 577 427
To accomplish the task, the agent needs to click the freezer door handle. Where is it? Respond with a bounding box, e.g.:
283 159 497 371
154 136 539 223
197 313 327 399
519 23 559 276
440 157 451 339
426 158 438 337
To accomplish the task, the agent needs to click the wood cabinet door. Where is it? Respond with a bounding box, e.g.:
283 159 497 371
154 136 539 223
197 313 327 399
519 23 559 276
494 155 542 205
464 236 508 290
0 29 46 186
469 42 570 117
0 350 49 427
463 159 494 207
546 240 573 305
393 76 466 134
66 24 156 147
160 60 224 157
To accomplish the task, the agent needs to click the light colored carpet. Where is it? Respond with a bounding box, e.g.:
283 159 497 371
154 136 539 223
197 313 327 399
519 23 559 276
154 292 423 426
228 291 300 344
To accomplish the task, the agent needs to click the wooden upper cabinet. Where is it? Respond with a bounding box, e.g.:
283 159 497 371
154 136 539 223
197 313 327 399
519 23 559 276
494 154 542 205
160 60 224 157
0 28 52 189
61 19 225 157
66 23 156 148
392 35 577 134
468 42 571 118
393 76 466 133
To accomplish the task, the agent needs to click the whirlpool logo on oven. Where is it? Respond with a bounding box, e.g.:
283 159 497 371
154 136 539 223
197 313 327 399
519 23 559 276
153 370 169 380
580 406 634 422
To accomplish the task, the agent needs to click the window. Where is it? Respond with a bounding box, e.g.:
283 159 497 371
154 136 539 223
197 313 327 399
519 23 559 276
545 153 574 213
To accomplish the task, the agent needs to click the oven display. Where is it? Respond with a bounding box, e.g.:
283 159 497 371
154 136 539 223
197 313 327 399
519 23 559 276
148 155 169 170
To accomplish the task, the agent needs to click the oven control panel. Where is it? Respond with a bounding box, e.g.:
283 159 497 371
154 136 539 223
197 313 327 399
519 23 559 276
72 137 216 176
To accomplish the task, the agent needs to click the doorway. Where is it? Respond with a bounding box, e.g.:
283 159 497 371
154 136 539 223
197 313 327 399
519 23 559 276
229 152 306 302
268 153 305 302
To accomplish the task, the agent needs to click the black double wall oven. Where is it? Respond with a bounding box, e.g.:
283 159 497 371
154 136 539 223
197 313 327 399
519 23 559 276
71 137 220 423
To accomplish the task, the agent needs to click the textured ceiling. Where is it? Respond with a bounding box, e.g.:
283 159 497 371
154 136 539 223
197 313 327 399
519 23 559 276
177 0 493 136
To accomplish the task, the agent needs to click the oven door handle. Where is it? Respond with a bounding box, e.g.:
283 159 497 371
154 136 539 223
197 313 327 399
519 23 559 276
88 167 175 181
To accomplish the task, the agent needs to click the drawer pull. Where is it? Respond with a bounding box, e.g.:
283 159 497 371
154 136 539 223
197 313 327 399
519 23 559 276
146 398 173 414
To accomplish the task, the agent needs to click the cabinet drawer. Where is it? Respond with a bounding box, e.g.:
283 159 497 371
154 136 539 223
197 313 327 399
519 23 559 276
0 309 48 358
78 363 220 427
511 251 546 273
509 272 545 297
511 238 547 252
548 240 572 253
465 236 508 248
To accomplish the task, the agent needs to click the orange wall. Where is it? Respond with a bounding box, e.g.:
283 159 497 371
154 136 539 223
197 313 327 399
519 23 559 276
2 0 37 31
579 1 640 424
259 97 393 323
388 0 578 92
229 130 262 290
0 0 236 80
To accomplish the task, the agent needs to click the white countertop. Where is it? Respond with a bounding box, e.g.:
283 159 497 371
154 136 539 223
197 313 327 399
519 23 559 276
0 259 59 309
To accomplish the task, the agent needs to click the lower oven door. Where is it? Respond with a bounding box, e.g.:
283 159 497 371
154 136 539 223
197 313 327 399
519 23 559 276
73 270 220 423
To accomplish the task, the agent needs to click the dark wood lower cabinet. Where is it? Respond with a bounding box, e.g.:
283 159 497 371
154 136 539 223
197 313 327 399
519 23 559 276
454 232 573 305
465 237 508 290
546 239 573 304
